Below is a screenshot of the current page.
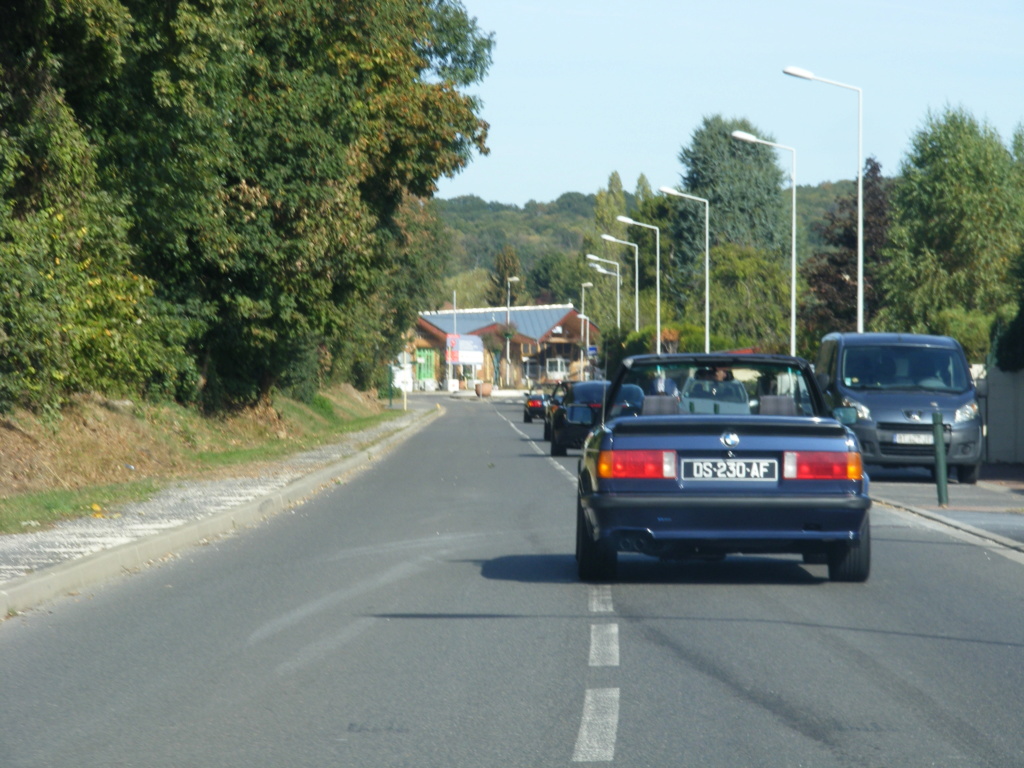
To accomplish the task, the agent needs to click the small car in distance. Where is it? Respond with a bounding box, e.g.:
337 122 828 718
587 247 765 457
575 353 871 582
523 385 553 423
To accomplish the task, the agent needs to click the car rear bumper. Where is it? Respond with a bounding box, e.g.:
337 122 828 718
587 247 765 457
582 492 870 551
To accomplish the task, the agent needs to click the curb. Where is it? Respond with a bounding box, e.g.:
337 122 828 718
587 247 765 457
874 494 1024 555
1 405 443 618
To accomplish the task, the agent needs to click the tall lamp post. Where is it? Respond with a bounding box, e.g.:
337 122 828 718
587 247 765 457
600 234 640 332
616 215 661 353
784 66 863 333
731 130 797 356
659 187 710 353
585 254 621 330
505 275 520 388
580 281 593 380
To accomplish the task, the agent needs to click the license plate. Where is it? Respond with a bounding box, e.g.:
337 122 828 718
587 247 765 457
682 459 778 481
894 433 933 445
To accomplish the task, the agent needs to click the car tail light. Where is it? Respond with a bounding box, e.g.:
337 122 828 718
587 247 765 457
783 451 863 480
527 398 542 408
598 450 677 479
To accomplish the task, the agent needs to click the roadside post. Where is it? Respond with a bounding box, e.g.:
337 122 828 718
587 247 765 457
933 412 948 507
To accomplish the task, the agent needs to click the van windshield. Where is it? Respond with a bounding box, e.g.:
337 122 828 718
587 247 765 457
840 345 970 393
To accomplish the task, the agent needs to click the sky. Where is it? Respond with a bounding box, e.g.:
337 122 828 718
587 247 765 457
435 0 1023 207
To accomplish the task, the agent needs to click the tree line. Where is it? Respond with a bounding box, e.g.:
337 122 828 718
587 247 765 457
0 0 493 414
458 110 1024 370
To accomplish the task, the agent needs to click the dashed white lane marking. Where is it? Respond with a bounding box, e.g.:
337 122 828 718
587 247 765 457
495 410 577 484
589 584 614 613
573 687 620 762
589 623 620 667
496 405 620 762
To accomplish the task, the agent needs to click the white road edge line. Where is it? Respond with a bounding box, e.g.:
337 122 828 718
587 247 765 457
589 623 620 667
495 410 577 484
573 687 620 762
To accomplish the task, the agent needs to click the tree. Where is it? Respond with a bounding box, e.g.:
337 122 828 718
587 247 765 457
708 243 789 353
486 246 522 307
801 157 891 341
0 0 195 413
674 115 788 255
875 107 1023 361
661 115 789 340
993 125 1024 371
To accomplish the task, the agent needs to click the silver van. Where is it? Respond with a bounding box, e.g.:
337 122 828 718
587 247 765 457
814 333 985 483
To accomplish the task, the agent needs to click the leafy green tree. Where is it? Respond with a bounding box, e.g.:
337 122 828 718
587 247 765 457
875 107 1023 361
486 246 523 306
663 115 789 344
526 252 586 305
674 115 788 254
708 242 789 353
992 126 1024 371
0 0 194 413
801 157 891 341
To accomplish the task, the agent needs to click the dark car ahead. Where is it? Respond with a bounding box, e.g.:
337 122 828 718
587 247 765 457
523 385 554 423
543 381 570 441
575 353 871 582
549 381 644 456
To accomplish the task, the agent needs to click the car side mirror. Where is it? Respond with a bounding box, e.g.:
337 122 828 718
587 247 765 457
832 406 858 425
566 404 599 426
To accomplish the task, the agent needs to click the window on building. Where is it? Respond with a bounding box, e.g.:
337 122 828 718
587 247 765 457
415 349 436 380
546 357 570 377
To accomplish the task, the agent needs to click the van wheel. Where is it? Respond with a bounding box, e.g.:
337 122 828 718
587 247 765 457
957 463 980 485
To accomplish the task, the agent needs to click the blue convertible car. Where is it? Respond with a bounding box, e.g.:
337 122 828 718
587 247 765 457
574 353 871 582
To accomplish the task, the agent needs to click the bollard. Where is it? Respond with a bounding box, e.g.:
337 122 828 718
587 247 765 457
932 411 948 507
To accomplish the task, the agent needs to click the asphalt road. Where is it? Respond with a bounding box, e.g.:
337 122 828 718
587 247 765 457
2 396 1024 767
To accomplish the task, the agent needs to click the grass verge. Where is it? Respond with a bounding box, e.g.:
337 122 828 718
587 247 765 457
0 384 403 535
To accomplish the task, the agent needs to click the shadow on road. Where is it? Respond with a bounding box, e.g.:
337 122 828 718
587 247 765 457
473 552 828 585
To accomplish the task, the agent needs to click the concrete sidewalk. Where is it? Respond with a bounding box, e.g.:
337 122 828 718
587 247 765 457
870 463 1024 550
0 403 443 618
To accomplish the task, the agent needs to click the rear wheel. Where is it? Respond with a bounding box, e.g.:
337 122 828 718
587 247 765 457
551 434 567 456
523 411 532 423
543 420 551 440
827 520 871 582
957 463 980 485
577 501 616 581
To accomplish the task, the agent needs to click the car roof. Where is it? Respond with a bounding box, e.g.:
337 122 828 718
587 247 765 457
622 352 811 369
572 380 611 395
822 332 960 348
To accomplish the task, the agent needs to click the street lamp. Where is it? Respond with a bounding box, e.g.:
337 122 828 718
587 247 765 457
784 65 864 333
580 281 593 380
601 234 640 332
731 130 797 356
659 187 710 353
585 254 621 330
616 215 661 353
505 276 520 388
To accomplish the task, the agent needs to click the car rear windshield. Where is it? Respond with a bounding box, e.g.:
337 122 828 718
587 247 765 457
840 345 970 392
612 360 819 417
